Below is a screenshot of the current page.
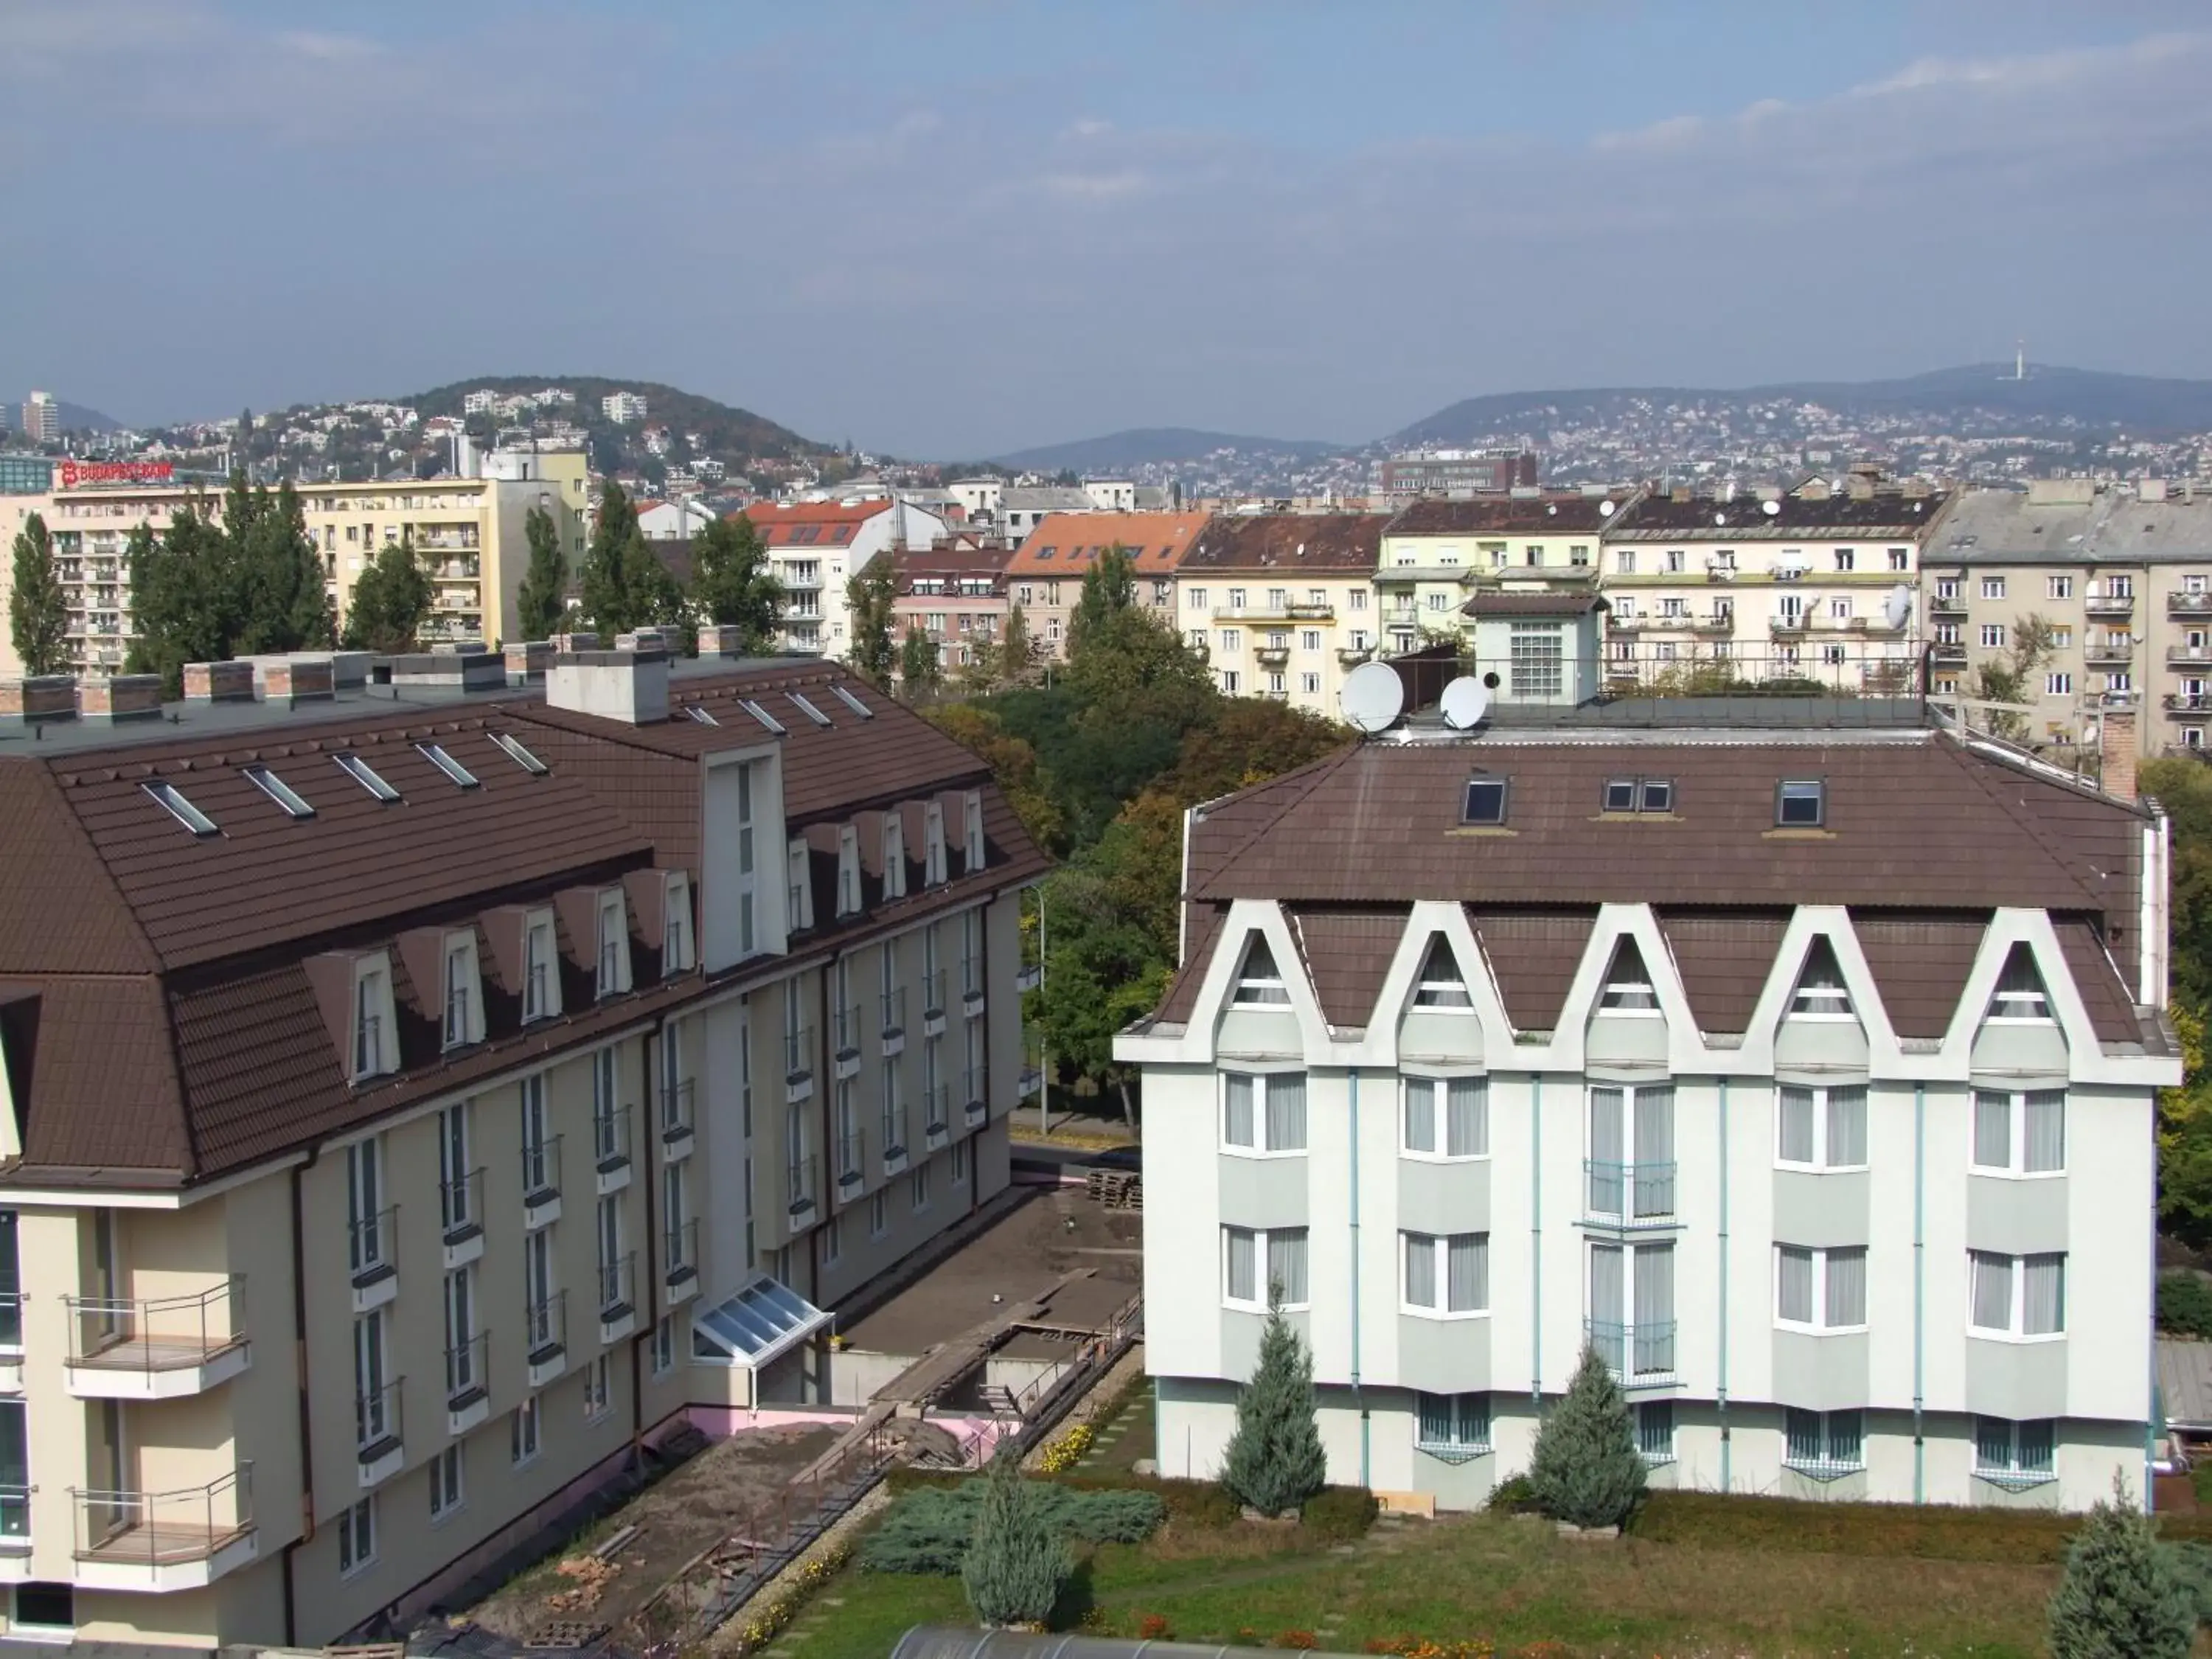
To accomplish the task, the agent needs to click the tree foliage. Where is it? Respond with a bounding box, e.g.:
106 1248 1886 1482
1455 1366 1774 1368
1969 613 2059 741
512 505 570 641
1001 602 1034 683
846 560 899 689
2046 1475 2196 1659
578 480 684 636
341 535 432 653
689 512 782 644
922 704 1065 855
1527 1345 1647 1529
900 623 944 700
2145 758 2212 1250
8 512 68 676
1221 1291 1329 1518
961 1444 1068 1628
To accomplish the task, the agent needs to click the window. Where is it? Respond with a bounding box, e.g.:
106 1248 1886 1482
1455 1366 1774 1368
352 963 390 1078
1412 937 1471 1007
510 1393 542 1465
1231 937 1292 1006
242 764 315 818
428 1443 465 1521
911 1161 931 1211
653 1314 676 1377
582 1353 612 1421
880 813 907 900
1784 1408 1864 1475
1979 624 2006 648
1222 1072 1307 1152
521 1075 552 1196
1981 576 2007 599
443 936 477 1048
1415 1391 1491 1456
354 1307 392 1452
869 1188 888 1239
1975 1416 2056 1484
1509 622 1563 698
1402 1231 1489 1315
1299 672 1320 695
1220 627 1242 650
1636 1400 1675 1461
1615 550 1636 574
787 840 813 932
1775 779 1825 827
2046 672 2073 696
734 760 759 955
338 1495 378 1576
1228 588 1247 609
664 874 694 972
1587 1240 1675 1380
1461 776 1508 825
443 1266 476 1398
1888 547 1910 571
1969 1251 2066 1337
1402 1076 1486 1158
824 1212 844 1265
1220 671 1239 693
1601 777 1674 815
137 777 219 837
2048 574 2074 599
837 827 861 917
1788 940 1852 1018
1223 1225 1308 1309
1986 944 2050 1021
1776 1085 1868 1169
347 1136 386 1276
417 742 479 789
335 751 401 802
740 698 786 736
597 891 630 998
524 913 557 1021
1972 1089 2065 1174
830 684 873 720
493 731 549 774
964 790 987 872
1349 589 1367 611
1586 1083 1674 1220
952 1136 970 1185
1597 939 1658 1012
1187 588 1208 610
1775 1244 1868 1329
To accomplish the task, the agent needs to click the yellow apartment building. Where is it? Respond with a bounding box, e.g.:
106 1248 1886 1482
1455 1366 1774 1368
1175 514 1388 714
1002 511 1211 659
1374 492 1631 652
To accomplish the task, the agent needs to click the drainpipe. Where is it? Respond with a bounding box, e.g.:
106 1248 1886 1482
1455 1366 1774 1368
282 1144 321 1648
1530 1076 1543 1411
1717 1079 1730 1494
636 1018 659 1455
1349 1068 1367 1488
1913 1081 1926 1505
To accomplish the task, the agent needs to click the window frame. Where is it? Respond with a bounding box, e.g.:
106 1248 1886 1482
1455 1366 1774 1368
523 910 560 1022
1774 1083 1868 1172
1411 936 1472 1009
509 1392 543 1467
1400 1074 1489 1161
1596 939 1661 1015
664 872 695 973
1221 1070 1309 1156
1775 779 1826 828
1973 1416 2057 1486
1230 936 1293 1007
442 931 481 1050
1971 1088 2067 1177
595 889 631 999
787 839 813 933
1222 1223 1310 1311
1787 942 1854 1020
1967 1249 2067 1340
1601 777 1675 815
1461 776 1509 826
1399 1229 1490 1319
428 1441 466 1523
1783 1407 1865 1477
1773 1242 1869 1332
337 1494 378 1578
1413 1391 1492 1458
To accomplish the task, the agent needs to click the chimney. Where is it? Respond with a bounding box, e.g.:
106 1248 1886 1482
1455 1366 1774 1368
2099 698 2139 802
546 644 669 725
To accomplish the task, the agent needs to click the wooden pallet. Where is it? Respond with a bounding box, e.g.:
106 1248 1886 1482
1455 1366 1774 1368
1085 1169 1142 1210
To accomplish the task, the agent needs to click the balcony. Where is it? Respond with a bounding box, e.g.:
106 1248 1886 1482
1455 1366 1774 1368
836 1127 866 1193
2170 591 2212 616
1335 643 1374 667
1019 1065 1045 1100
599 1253 637 1343
65 1281 249 1400
659 1077 696 1161
348 1206 398 1312
786 1025 815 1102
524 1290 567 1387
1585 1318 1678 1388
921 972 947 1037
834 1004 865 1079
664 1219 699 1306
880 987 908 1057
71 1467 256 1593
881 1106 911 1177
963 1065 990 1127
445 1332 490 1434
521 1135 563 1228
592 1105 633 1196
2167 694 2212 717
2085 639 2137 668
440 1166 485 1269
787 1153 819 1222
2086 592 2137 618
922 1083 950 1151
1583 1161 1678 1228
1016 960 1042 993
1931 640 1968 664
2170 643 2212 667
355 1377 404 1489
1287 602 1335 622
1930 594 1969 617
1382 606 1421 629
1256 647 1290 669
1691 613 1733 635
1768 616 1808 638
961 959 987 1018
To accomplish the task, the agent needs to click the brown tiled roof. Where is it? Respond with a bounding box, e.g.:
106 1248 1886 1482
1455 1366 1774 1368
0 977 191 1178
0 764 155 975
1605 491 1947 540
1658 911 1790 1034
2053 916 2141 1043
1462 593 1605 617
1180 514 1387 573
1386 495 1630 537
1848 912 1987 1040
1289 907 1408 1028
1004 512 1208 577
1469 908 1595 1032
1155 903 1226 1027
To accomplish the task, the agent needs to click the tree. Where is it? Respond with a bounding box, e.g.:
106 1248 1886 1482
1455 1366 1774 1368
1220 1287 1329 1517
846 560 899 688
341 535 432 653
961 1444 1067 1629
958 630 1003 695
1969 613 2059 741
900 624 943 700
9 512 68 675
922 704 1065 854
231 478 332 653
123 507 237 698
1001 602 1034 682
2047 1474 2195 1659
578 480 684 636
689 513 782 646
1526 1345 1646 1529
1067 543 1138 655
512 505 570 641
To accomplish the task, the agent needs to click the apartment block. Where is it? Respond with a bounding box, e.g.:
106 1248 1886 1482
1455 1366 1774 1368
1004 511 1208 660
1176 515 1390 714
883 543 1015 675
740 499 946 658
0 649 1045 1648
1375 494 1627 654
1118 717 2175 1512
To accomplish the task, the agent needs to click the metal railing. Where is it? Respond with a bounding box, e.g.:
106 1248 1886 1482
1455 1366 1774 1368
922 1082 950 1136
348 1206 397 1284
2171 592 2212 615
880 985 907 1038
1583 1160 1677 1223
66 1279 245 1373
72 1467 253 1568
524 1290 567 1363
2166 693 2212 713
599 1252 636 1316
2169 644 2212 664
2084 638 2138 664
785 1025 814 1082
787 1154 818 1217
880 1102 910 1162
834 1004 864 1059
1585 1318 1677 1382
836 1128 865 1185
445 1332 488 1405
664 1220 699 1286
355 1376 403 1458
521 1135 563 1204
440 1166 484 1242
2086 593 2137 616
661 1077 695 1141
963 1065 990 1119
919 969 947 1019
593 1103 632 1172
961 956 985 1003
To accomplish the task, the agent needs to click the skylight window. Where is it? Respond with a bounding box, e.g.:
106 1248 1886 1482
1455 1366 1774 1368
787 692 832 728
242 765 315 819
490 732 549 775
1462 777 1509 826
335 752 401 802
1604 777 1675 815
417 742 479 789
1775 779 1826 827
143 779 218 837
830 684 874 720
1790 940 1853 1018
1598 939 1659 1012
1604 779 1638 813
740 699 787 736
681 704 720 726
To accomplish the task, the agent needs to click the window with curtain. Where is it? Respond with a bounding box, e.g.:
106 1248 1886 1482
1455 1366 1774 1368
1969 1251 2013 1332
1970 1251 2064 1336
1267 1074 1307 1151
1777 1085 1867 1169
1974 1091 2066 1175
1416 1391 1491 1454
1225 1075 1254 1148
1232 936 1293 1006
1778 1088 1817 1164
1986 944 2051 1020
1267 1228 1309 1307
1412 937 1472 1007
1598 938 1660 1011
1789 939 1854 1018
1404 1077 1488 1158
1402 1232 1489 1315
1631 1242 1674 1376
1973 1091 2011 1169
2023 1253 2065 1335
1225 1072 1307 1153
1224 1226 1256 1304
1826 1087 1867 1166
1775 1245 1865 1328
1587 1084 1674 1219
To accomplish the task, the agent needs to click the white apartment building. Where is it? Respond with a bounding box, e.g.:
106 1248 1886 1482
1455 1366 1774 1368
20 394 58 445
1119 717 2175 1513
740 498 946 658
601 392 650 425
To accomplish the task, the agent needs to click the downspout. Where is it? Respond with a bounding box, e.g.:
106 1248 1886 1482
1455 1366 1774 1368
1349 1068 1367 1488
1913 1080 1926 1505
282 1146 321 1648
1530 1076 1543 1411
635 1018 659 1452
1717 1079 1730 1494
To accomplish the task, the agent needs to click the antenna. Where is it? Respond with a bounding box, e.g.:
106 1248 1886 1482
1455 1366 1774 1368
1338 661 1405 735
1439 676 1491 730
1884 584 1913 630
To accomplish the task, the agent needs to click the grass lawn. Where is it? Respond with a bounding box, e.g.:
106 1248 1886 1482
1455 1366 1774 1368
1071 1377 1157 1477
780 1506 2074 1659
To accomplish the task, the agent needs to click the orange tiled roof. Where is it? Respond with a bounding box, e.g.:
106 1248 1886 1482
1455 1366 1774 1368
1004 512 1210 576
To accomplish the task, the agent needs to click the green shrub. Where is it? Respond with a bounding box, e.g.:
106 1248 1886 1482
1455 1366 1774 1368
1526 1346 1646 1530
861 1478 1167 1573
1486 1474 1539 1515
2163 1538 2212 1627
964 1446 1069 1628
1298 1486 1378 1542
2047 1476 2196 1658
2160 1272 2212 1338
1222 1295 1328 1518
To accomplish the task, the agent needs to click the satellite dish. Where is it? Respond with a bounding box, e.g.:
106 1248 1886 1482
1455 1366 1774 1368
1599 499 1616 516
1714 512 1728 526
1761 499 1781 516
1884 584 1913 630
1339 661 1405 735
1440 676 1491 731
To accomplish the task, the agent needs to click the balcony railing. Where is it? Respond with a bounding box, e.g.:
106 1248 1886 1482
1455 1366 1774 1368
524 1290 567 1367
1930 594 1969 616
881 1103 911 1166
593 1104 633 1178
880 986 908 1043
2086 593 2137 616
2169 643 2212 666
521 1135 563 1206
2171 592 2212 616
1584 1161 1677 1224
2167 693 2212 715
72 1467 254 1571
664 1219 699 1290
1930 640 1968 664
922 1082 950 1138
66 1280 247 1385
660 1077 695 1147
2084 637 2137 665
920 970 947 1025
963 1064 990 1124
785 1024 814 1086
835 1003 865 1061
599 1251 636 1318
1585 1318 1677 1384
961 956 986 1011
445 1332 489 1408
787 1153 818 1219
440 1166 484 1245
355 1376 403 1464
836 1128 866 1189
348 1205 397 1288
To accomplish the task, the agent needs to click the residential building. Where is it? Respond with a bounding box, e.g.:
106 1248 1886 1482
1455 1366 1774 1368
0 456 53 495
1082 479 1137 512
1457 592 1608 707
1003 511 1209 661
0 647 1046 1648
947 479 1004 524
601 392 650 425
1922 479 2212 757
1376 494 1629 655
20 394 58 445
1598 481 1945 693
740 499 947 658
1119 709 2175 1513
0 455 592 678
881 543 1015 676
998 487 1096 547
1377 449 1537 505
1178 514 1389 713
637 499 716 542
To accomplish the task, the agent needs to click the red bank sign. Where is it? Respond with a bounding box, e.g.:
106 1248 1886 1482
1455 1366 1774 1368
60 460 175 487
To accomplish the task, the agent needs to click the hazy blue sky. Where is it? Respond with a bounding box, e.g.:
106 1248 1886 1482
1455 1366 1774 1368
6 0 2210 456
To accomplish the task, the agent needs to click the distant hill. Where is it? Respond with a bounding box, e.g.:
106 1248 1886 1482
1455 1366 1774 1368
48 400 122 434
1394 364 2212 447
403 375 828 459
994 426 1342 473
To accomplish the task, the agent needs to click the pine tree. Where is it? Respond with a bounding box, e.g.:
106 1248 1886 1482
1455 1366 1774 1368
2048 1474 2196 1659
512 505 570 641
961 1444 1067 1629
1067 543 1137 654
8 512 69 676
900 623 943 700
232 478 332 653
689 512 782 646
846 560 899 688
1526 1344 1646 1529
123 508 237 698
1221 1289 1328 1517
579 481 685 637
1001 602 1032 682
341 535 432 654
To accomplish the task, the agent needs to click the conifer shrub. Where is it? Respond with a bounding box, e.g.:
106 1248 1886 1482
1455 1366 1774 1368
863 1481 1165 1574
963 1445 1070 1627
2048 1475 2196 1659
1526 1344 1646 1529
1221 1293 1328 1518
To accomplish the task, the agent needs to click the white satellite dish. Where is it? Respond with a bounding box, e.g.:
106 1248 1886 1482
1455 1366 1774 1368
1339 661 1406 735
1440 676 1491 731
1883 584 1913 630
1714 512 1728 526
1761 498 1781 517
1599 499 1616 517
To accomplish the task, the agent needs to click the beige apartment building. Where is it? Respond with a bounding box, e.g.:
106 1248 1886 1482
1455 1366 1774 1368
0 451 591 678
1596 480 1945 692
1002 511 1209 659
0 649 1045 1649
1177 514 1388 714
1922 479 2212 756
1375 493 1632 653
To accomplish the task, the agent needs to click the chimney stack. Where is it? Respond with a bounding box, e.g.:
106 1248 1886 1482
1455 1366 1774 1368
2099 698 2139 803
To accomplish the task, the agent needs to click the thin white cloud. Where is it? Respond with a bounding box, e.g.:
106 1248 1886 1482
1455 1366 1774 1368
1036 170 1150 201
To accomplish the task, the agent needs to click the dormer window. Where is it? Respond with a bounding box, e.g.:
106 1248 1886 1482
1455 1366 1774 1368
1462 776 1509 826
1413 938 1472 1009
1598 939 1659 1012
1232 936 1292 1007
1790 940 1853 1019
963 790 986 872
442 932 481 1049
352 959 394 1079
664 873 695 973
524 910 559 1022
837 827 862 919
1988 944 2051 1022
597 891 631 998
788 839 814 931
924 802 948 886
882 815 908 901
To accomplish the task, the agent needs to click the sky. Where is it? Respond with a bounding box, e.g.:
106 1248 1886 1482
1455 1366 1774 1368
5 0 2212 456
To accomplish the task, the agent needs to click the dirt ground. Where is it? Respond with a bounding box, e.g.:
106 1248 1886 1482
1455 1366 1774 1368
464 1422 840 1645
836 1185 1141 1359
